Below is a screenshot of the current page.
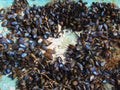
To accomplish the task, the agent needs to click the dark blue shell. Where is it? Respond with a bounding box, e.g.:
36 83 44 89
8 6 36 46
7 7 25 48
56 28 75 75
59 63 64 68
6 39 14 44
16 31 21 35
2 21 8 27
6 68 11 74
103 79 110 83
0 9 5 15
44 34 48 39
15 25 20 31
57 57 62 63
3 43 8 50
38 52 42 57
76 53 81 58
36 19 39 25
3 59 7 65
0 52 3 57
100 61 105 66
11 21 18 25
7 51 16 56
19 44 26 48
18 47 24 51
19 37 24 42
44 32 50 39
77 62 83 71
33 34 37 39
21 53 27 58
39 17 42 25
101 11 104 16
91 66 96 71
25 8 30 14
98 30 103 35
30 41 36 49
0 16 4 20
42 45 47 50
34 73 39 81
85 44 91 50
103 23 108 30
88 37 93 43
0 34 3 38
93 71 99 75
7 14 13 19
25 33 29 37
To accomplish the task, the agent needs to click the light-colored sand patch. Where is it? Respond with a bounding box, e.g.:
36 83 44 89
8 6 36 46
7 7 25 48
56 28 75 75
0 22 10 37
47 29 77 63
0 75 17 90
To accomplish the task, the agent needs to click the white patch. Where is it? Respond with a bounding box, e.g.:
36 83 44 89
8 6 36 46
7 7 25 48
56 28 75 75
58 24 61 32
47 27 77 63
10 87 15 90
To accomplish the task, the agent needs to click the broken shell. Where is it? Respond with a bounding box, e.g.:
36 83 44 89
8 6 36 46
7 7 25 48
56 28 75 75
90 75 95 81
38 38 43 44
44 52 53 60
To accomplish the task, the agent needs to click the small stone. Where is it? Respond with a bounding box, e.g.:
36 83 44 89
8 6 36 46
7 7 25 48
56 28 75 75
72 80 78 86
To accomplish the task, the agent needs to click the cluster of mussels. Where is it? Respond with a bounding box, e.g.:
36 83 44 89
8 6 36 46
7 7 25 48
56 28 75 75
0 0 120 90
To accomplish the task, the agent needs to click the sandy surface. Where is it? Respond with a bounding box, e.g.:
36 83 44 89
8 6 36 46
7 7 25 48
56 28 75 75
47 27 77 63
